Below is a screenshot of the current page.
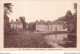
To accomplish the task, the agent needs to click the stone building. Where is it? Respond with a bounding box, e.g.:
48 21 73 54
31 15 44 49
36 20 67 32
10 19 23 31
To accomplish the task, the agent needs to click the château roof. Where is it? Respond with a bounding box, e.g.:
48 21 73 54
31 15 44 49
10 19 23 25
36 20 67 25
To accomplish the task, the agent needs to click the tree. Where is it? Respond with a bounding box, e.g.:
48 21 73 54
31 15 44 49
65 11 73 23
32 22 36 31
19 16 27 30
74 3 77 13
73 3 77 33
4 3 13 34
65 10 75 32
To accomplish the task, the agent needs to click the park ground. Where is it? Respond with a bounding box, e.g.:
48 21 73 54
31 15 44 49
4 31 51 48
4 31 76 48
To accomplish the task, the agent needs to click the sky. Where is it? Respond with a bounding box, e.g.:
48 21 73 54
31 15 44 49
8 0 77 23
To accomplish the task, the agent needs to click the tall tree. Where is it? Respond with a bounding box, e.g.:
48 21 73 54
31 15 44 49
19 16 27 30
4 3 13 34
74 3 77 13
65 11 73 23
73 3 77 33
65 10 74 32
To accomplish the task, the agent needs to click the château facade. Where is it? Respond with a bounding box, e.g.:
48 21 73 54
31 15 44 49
36 20 67 32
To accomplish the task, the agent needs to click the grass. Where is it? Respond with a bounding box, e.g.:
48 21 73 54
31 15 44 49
4 31 77 48
4 31 51 48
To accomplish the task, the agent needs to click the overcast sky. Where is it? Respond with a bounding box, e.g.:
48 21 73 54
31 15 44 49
8 0 77 23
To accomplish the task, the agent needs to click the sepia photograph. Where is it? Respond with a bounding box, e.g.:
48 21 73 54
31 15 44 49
3 0 77 49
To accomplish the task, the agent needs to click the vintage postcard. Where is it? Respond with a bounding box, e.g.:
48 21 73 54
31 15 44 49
0 0 80 51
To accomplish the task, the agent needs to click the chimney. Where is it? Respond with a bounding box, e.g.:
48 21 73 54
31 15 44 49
16 19 18 22
11 20 14 23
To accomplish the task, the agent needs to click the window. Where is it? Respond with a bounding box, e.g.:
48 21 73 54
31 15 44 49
51 25 52 31
55 27 57 31
13 25 14 29
48 25 49 30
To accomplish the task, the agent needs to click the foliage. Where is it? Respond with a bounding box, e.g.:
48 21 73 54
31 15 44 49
4 3 13 15
19 17 27 30
4 3 13 34
57 3 77 33
28 22 36 31
64 11 74 32
74 3 77 13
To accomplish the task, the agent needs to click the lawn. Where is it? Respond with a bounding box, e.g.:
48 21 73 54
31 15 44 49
4 31 51 48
